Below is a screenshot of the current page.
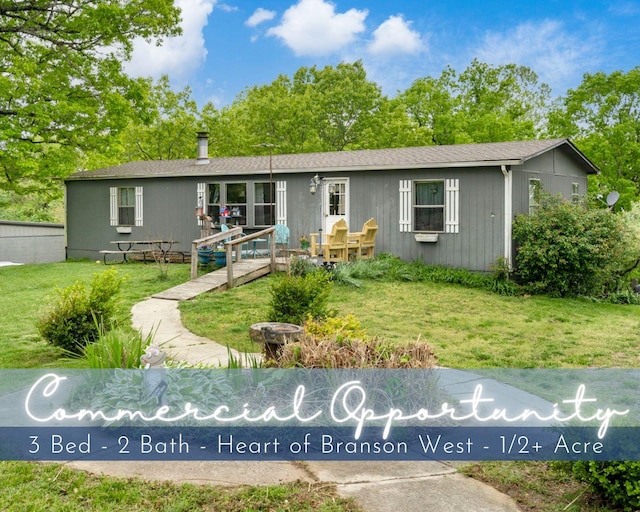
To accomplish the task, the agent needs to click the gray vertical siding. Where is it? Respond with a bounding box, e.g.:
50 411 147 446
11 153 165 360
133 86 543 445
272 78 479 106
65 146 591 272
512 148 589 215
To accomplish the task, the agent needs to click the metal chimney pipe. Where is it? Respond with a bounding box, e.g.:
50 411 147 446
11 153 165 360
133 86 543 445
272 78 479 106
196 131 209 165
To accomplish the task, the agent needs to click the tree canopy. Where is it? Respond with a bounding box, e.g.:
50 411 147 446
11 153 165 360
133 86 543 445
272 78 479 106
548 67 640 210
1 3 639 223
0 0 181 206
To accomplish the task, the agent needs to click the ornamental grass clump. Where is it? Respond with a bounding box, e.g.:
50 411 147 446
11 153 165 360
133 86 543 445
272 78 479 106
80 325 152 369
276 314 437 369
277 334 437 369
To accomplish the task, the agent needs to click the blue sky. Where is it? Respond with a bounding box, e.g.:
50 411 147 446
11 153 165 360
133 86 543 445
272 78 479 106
123 0 640 108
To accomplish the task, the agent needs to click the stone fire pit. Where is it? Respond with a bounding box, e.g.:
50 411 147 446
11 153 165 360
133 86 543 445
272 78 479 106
249 322 303 360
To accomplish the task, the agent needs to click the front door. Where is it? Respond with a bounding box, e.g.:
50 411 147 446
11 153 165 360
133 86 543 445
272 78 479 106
323 178 349 242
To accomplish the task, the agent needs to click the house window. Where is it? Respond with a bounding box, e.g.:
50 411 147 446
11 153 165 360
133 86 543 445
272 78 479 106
110 186 142 227
226 183 247 225
414 181 445 232
254 182 275 226
329 182 346 215
572 182 580 203
118 188 135 225
202 180 286 227
208 183 247 225
529 179 542 215
208 183 221 216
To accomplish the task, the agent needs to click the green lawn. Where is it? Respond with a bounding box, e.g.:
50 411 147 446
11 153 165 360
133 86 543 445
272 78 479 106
1 260 638 511
0 261 192 368
180 275 640 369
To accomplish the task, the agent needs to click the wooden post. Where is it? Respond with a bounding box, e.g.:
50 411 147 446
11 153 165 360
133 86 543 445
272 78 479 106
190 241 198 279
226 242 234 288
269 231 276 273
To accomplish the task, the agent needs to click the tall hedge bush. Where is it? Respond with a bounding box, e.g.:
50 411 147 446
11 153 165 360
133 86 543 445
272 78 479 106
513 195 635 297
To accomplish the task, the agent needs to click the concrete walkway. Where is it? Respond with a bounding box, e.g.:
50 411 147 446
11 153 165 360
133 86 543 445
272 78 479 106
69 296 521 512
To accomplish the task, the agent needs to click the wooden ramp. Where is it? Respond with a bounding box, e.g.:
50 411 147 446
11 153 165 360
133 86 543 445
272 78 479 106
153 259 274 301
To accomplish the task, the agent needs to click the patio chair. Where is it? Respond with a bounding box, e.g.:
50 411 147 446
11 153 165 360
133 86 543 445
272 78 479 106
320 219 349 263
348 218 378 259
220 224 250 259
274 224 290 257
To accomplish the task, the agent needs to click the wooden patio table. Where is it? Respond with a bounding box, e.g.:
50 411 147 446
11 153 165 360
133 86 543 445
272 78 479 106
101 240 177 263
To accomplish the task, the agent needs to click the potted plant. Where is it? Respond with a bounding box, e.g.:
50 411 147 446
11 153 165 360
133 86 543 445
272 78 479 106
197 245 213 265
299 235 310 250
213 243 226 267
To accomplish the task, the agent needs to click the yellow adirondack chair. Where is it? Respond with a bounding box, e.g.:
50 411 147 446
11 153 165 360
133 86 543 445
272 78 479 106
323 219 349 262
311 219 349 262
348 218 378 259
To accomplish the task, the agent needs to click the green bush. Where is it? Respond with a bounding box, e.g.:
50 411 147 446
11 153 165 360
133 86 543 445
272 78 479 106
267 270 332 325
513 195 636 297
303 313 367 342
571 461 640 511
37 268 124 354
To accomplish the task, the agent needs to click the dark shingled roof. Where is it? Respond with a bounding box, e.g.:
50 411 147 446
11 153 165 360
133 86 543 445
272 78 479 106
66 138 598 181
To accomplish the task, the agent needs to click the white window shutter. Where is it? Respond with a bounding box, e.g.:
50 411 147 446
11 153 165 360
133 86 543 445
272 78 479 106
399 180 412 232
276 180 287 225
109 187 118 226
135 186 144 226
197 182 206 226
445 179 459 234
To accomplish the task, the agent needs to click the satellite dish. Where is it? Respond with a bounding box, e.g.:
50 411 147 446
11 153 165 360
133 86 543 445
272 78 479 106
606 191 620 207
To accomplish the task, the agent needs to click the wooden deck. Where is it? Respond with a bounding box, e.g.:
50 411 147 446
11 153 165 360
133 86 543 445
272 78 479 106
152 257 287 301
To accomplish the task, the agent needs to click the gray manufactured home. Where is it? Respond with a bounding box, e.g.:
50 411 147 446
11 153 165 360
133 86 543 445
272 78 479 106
65 137 598 271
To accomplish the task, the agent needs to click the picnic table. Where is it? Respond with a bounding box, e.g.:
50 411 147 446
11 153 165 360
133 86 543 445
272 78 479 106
100 240 178 264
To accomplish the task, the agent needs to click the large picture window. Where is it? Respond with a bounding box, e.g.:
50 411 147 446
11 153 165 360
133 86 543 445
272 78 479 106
414 181 445 232
201 180 286 227
254 182 275 226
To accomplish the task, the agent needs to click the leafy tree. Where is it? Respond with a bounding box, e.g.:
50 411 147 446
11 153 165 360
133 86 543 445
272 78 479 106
209 61 391 155
454 60 550 142
395 70 456 146
214 73 317 155
303 61 386 151
399 60 551 145
0 1 181 206
120 75 201 161
548 68 640 206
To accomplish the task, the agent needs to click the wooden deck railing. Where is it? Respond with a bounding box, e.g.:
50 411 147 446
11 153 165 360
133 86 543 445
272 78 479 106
190 226 276 284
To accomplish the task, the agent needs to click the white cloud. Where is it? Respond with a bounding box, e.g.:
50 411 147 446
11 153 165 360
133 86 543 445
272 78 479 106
368 15 423 56
475 20 601 91
123 0 215 80
217 3 237 12
267 0 368 57
246 7 276 27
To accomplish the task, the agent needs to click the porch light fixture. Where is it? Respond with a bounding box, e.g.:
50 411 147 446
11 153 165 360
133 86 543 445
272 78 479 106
309 174 335 195
309 174 320 195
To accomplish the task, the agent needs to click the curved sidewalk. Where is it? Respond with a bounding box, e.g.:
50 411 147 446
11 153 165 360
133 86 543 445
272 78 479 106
69 297 521 512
